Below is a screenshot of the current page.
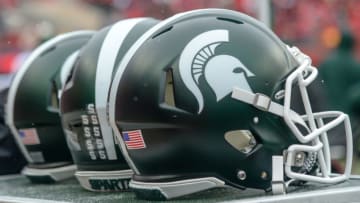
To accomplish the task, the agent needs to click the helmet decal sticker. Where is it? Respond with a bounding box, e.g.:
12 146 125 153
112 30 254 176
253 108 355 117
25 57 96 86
122 130 146 150
81 103 108 160
179 29 255 114
18 128 40 145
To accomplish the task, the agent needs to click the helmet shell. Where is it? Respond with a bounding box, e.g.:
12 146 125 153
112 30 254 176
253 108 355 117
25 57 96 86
7 31 93 166
110 9 300 191
60 19 159 172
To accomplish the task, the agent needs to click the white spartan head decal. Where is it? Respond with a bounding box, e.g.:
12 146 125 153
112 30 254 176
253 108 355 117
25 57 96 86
179 30 255 114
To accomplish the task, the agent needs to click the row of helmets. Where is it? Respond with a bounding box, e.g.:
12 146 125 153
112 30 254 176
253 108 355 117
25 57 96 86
5 8 354 201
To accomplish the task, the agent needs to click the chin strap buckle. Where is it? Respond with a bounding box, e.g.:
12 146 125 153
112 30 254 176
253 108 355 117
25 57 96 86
253 93 271 111
272 156 286 195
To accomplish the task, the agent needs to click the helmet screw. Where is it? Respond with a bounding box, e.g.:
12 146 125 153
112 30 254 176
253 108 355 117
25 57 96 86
294 152 305 166
237 170 247 180
253 117 259 124
260 171 268 180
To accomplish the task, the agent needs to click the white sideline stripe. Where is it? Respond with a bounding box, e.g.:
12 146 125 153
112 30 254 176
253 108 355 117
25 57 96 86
5 31 94 163
0 196 69 203
0 174 22 181
221 186 360 203
95 18 147 160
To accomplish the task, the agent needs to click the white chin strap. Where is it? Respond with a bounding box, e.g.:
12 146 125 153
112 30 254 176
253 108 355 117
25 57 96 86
231 45 353 191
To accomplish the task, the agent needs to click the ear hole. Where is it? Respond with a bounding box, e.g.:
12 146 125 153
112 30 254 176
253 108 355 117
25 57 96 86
164 68 176 107
224 130 257 154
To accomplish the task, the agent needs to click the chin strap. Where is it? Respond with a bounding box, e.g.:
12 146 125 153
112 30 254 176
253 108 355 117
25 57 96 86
271 156 286 195
231 88 304 194
231 87 309 130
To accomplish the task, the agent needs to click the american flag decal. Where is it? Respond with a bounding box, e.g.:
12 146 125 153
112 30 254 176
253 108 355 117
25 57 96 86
122 130 146 150
19 128 40 145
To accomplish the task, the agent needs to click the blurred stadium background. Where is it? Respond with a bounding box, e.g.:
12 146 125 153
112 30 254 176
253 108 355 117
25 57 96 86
1 0 359 84
1 0 360 173
2 0 360 75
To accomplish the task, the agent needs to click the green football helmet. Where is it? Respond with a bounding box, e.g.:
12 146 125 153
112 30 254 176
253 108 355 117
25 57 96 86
6 31 94 183
108 9 353 200
60 18 159 192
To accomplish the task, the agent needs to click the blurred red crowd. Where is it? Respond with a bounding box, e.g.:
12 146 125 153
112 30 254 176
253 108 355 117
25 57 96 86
1 0 360 73
273 0 360 65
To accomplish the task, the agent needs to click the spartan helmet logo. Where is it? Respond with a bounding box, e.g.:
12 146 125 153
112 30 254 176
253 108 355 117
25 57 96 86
179 30 255 114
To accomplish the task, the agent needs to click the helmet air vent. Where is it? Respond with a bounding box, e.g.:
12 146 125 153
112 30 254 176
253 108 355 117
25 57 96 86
152 26 173 39
40 46 56 57
216 17 243 25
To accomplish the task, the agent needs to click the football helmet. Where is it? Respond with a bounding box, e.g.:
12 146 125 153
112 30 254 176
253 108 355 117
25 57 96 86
6 31 94 183
60 18 159 191
0 88 26 175
108 9 353 200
